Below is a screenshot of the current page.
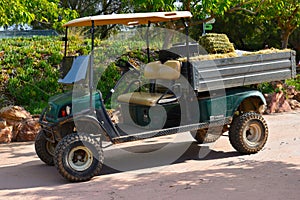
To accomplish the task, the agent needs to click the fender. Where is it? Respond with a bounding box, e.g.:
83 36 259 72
230 89 266 115
73 114 112 141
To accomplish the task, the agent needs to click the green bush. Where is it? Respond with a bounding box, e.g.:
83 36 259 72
255 82 275 94
0 36 159 114
286 75 300 91
0 36 83 114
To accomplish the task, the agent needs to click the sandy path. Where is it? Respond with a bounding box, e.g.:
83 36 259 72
0 111 299 200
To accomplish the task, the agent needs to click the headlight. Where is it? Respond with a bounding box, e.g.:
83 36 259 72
60 105 72 117
66 106 71 115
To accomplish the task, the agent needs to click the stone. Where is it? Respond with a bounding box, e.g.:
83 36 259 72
0 119 6 129
15 118 40 142
0 106 32 121
286 85 296 99
0 106 40 143
0 126 13 143
266 91 292 113
288 99 300 110
11 122 22 141
278 100 292 113
294 93 300 102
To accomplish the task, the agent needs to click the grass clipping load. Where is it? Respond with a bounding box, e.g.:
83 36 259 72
179 33 291 62
242 48 291 56
179 52 238 62
179 48 291 62
199 33 235 54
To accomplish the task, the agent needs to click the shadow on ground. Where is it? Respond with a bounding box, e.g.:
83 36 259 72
0 140 239 190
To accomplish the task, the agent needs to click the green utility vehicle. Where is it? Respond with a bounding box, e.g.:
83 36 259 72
35 11 297 182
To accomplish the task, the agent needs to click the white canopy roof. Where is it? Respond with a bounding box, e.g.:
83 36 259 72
63 11 192 27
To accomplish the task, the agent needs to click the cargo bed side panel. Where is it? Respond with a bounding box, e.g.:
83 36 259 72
192 51 297 92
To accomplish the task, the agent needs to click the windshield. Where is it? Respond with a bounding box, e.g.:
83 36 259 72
67 25 198 108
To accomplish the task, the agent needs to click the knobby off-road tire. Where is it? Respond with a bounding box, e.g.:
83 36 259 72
193 129 222 144
35 130 56 166
54 133 103 182
229 112 268 154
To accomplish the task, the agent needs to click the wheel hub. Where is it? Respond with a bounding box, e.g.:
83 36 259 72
68 146 93 171
244 122 262 146
46 141 56 157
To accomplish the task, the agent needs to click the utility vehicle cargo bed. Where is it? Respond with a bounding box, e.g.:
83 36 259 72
191 51 297 92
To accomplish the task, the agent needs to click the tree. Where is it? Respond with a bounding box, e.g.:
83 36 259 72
125 0 176 12
60 0 123 38
187 0 299 49
0 0 78 32
289 29 300 61
213 12 281 50
259 0 300 48
60 0 122 17
0 0 33 27
188 0 262 22
60 0 100 16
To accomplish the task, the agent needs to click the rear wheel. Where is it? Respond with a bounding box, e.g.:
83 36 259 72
192 129 222 144
54 133 103 182
229 112 268 154
35 130 56 166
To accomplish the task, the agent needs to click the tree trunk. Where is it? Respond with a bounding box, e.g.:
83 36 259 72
281 29 291 49
162 29 175 50
184 0 191 11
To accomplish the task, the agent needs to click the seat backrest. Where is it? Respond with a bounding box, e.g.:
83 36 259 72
144 60 181 80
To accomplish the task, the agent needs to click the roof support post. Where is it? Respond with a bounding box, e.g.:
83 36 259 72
147 21 156 93
146 21 151 63
182 18 193 84
182 18 190 62
64 27 68 57
89 20 95 110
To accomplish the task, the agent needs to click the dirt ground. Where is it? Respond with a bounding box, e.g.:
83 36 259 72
0 111 299 200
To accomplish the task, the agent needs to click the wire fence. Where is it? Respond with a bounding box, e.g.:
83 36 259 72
0 30 58 39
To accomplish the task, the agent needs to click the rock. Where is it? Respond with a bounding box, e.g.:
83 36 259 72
0 106 40 143
278 100 292 113
16 118 40 142
266 91 292 113
0 106 32 121
11 122 22 141
264 94 272 106
0 119 6 129
288 99 300 110
0 126 13 143
294 93 300 102
286 85 297 99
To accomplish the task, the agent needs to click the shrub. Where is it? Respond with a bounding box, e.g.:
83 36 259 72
0 36 80 113
0 36 159 114
286 75 300 91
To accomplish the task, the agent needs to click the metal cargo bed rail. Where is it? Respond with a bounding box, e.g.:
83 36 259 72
191 51 297 92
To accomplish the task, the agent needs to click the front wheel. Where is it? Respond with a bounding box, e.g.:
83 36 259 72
54 133 103 182
229 112 268 154
35 130 56 166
